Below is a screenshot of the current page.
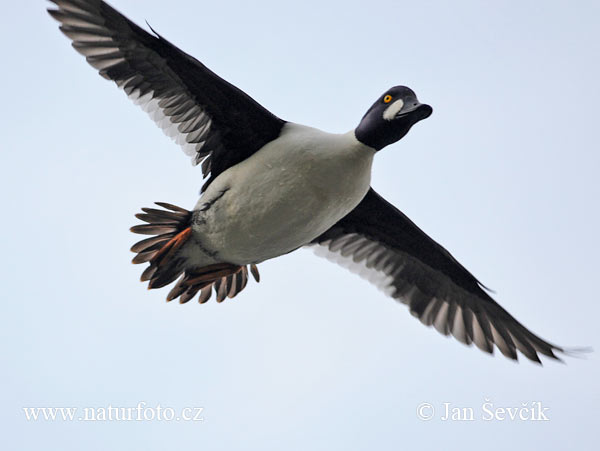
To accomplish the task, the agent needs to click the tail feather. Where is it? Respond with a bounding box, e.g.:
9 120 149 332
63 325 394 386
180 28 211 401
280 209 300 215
130 202 260 303
130 234 173 254
140 264 158 282
198 287 212 304
130 224 179 235
154 202 190 213
172 263 259 304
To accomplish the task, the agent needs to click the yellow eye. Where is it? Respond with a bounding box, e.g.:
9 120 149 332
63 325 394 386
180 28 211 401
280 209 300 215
383 94 393 103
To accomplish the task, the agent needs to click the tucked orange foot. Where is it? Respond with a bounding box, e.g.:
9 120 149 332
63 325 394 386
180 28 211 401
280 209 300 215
130 202 260 304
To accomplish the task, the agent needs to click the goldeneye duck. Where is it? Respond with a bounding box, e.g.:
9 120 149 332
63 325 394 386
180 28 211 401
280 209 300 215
48 0 579 364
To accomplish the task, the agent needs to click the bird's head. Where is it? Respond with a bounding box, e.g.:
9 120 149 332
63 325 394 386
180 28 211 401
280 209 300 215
355 86 432 150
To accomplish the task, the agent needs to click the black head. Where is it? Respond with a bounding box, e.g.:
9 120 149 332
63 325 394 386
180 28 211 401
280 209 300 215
355 86 432 150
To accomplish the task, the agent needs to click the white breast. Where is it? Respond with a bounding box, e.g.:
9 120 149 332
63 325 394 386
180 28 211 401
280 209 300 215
194 123 375 265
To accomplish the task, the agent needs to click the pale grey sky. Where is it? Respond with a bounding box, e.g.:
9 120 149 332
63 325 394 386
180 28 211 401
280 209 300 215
2 1 599 449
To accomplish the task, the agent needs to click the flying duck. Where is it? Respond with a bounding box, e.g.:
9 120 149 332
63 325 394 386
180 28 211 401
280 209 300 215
49 0 571 363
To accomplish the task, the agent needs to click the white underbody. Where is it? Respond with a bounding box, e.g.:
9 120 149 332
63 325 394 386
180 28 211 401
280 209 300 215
187 123 375 266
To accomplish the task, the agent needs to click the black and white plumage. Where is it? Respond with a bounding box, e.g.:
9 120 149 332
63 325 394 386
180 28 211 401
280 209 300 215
310 189 562 362
49 0 574 363
48 0 285 191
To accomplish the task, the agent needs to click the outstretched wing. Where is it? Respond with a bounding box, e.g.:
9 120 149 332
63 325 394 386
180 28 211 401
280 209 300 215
48 0 285 191
310 188 564 363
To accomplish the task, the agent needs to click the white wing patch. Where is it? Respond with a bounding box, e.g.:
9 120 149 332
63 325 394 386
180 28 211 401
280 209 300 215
52 6 215 169
309 234 396 297
383 99 404 121
118 79 213 167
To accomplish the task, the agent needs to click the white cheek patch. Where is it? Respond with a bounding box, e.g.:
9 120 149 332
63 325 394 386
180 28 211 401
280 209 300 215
382 99 404 121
